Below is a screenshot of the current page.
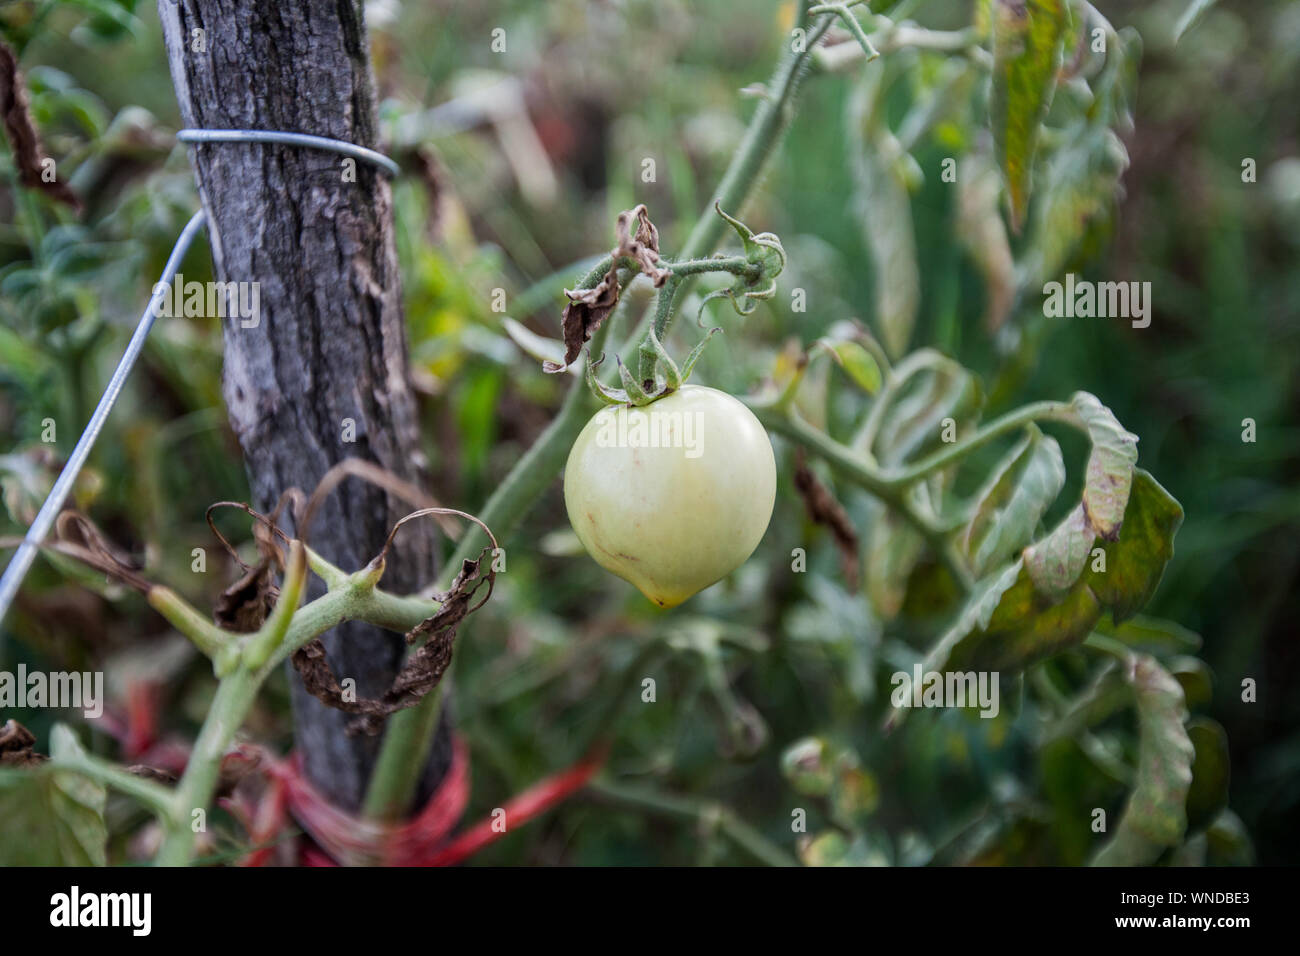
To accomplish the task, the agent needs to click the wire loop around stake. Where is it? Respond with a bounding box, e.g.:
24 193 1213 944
176 129 401 177
0 128 401 623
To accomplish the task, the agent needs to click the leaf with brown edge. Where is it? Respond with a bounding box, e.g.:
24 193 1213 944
1072 392 1139 539
1024 502 1093 600
1091 655 1194 866
1020 391 1137 599
908 470 1182 685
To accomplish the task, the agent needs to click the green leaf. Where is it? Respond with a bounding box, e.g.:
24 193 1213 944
501 316 571 373
1173 0 1217 43
829 341 882 395
863 503 926 620
1169 655 1213 711
0 726 107 866
1205 810 1254 866
990 0 1069 231
872 355 981 468
1087 469 1183 622
1185 717 1230 834
1092 656 1194 865
1094 614 1202 656
962 426 1067 577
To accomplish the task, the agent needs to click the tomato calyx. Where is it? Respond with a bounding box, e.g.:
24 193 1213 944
584 324 722 407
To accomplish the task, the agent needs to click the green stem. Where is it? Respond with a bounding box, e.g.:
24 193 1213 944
156 667 260 865
363 357 600 820
882 400 1072 486
752 403 973 590
57 754 176 819
587 777 798 867
151 568 445 863
363 679 450 822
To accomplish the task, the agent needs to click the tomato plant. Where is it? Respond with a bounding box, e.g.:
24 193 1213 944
0 0 1287 873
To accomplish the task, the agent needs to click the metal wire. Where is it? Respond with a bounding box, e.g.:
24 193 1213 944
0 128 400 624
176 129 401 177
0 209 207 622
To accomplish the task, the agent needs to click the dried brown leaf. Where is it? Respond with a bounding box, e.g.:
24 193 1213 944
793 452 860 587
615 203 671 287
0 720 46 767
546 265 621 373
291 549 496 736
0 41 82 211
545 205 670 373
125 765 178 785
213 560 277 633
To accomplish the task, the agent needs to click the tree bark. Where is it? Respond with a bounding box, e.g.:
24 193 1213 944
158 0 451 813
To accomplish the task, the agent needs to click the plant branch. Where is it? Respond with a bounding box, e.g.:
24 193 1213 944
586 777 798 867
54 752 176 819
881 400 1072 486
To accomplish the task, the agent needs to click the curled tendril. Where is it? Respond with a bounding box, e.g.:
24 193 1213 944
695 204 787 321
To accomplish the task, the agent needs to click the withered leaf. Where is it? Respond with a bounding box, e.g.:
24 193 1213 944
126 765 178 785
214 748 262 800
291 553 494 736
544 205 670 373
546 265 621 374
0 720 46 767
615 203 671 287
793 454 860 588
292 632 454 738
0 42 82 211
214 560 278 633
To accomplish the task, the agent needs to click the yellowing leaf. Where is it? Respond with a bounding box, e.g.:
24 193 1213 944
990 0 1069 231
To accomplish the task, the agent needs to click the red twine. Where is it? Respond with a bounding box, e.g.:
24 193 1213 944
248 738 605 866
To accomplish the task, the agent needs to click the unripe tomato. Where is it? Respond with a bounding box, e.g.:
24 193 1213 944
564 385 776 608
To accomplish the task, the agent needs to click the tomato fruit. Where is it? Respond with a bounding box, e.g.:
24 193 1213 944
564 384 776 608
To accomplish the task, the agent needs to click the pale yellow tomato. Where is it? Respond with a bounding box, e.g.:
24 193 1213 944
564 385 776 608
